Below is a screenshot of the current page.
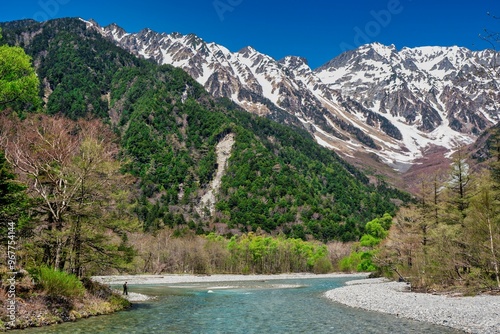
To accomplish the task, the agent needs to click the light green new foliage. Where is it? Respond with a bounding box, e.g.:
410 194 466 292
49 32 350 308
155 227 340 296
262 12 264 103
340 214 392 272
31 266 85 298
360 219 388 247
206 232 332 274
0 29 40 110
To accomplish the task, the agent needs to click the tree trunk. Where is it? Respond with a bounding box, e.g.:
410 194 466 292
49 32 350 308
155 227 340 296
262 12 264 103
487 216 500 288
71 218 83 277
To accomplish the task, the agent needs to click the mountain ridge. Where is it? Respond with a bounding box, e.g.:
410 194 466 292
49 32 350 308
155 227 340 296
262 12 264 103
85 18 499 177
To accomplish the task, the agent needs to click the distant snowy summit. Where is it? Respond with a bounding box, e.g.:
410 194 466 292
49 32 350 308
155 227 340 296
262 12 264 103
83 19 500 172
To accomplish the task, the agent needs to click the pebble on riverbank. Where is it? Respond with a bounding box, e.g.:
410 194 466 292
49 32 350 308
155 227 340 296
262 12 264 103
324 278 500 334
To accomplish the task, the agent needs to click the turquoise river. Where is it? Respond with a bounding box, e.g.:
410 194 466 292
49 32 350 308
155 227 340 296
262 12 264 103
17 277 465 333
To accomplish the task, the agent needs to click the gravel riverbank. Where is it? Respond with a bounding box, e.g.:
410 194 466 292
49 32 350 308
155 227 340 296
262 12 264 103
325 278 500 334
92 272 366 286
92 273 367 302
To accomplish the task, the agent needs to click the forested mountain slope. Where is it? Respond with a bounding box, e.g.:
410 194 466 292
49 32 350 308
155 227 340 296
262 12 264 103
0 18 411 241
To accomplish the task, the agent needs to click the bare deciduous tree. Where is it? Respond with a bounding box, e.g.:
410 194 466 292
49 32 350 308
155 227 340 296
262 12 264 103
0 113 137 275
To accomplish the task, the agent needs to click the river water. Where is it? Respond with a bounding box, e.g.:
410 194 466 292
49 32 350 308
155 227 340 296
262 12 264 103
21 277 464 333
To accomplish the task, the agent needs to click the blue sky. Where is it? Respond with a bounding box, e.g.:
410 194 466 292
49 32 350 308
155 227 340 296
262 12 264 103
2 0 499 69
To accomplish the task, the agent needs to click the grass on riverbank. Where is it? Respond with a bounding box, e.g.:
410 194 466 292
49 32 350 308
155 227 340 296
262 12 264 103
0 267 131 331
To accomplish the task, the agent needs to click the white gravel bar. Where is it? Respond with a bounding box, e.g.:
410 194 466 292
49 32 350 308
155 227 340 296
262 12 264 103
92 272 366 285
93 273 367 302
325 278 500 334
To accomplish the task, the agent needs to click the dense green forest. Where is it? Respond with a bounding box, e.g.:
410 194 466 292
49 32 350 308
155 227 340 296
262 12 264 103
113 64 407 240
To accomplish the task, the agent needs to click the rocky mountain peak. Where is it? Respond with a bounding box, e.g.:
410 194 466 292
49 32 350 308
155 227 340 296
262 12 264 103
360 42 397 59
278 56 309 70
238 46 258 56
103 22 126 35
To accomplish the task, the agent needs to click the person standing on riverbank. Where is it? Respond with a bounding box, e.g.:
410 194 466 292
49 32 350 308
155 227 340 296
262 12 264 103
123 282 128 295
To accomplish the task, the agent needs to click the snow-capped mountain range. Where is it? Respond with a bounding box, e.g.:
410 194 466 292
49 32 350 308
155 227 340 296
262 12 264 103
84 19 500 172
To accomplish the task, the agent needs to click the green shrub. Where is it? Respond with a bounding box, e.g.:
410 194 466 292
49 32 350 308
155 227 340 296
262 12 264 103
30 266 85 298
356 251 377 272
339 250 377 272
359 234 380 247
339 252 361 271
